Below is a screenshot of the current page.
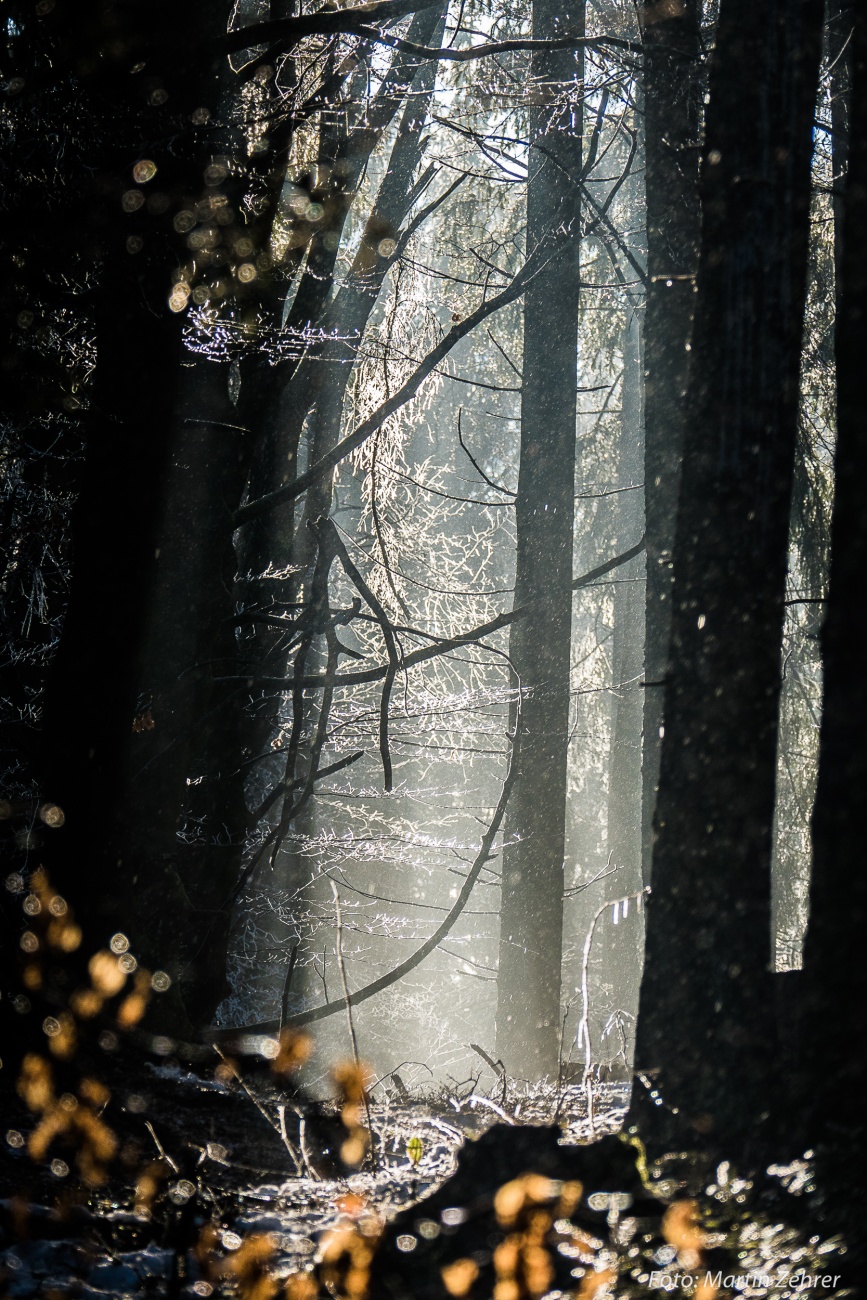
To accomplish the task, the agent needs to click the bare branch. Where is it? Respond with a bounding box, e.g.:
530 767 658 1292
234 537 646 692
344 26 641 61
233 252 549 529
223 0 443 53
208 734 518 1040
325 520 402 791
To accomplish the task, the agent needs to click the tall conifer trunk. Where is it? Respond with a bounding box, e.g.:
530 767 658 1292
495 0 583 1080
801 2 867 1265
630 0 823 1155
39 0 240 1029
640 0 701 878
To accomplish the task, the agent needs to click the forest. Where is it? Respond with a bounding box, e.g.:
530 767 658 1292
0 0 865 1295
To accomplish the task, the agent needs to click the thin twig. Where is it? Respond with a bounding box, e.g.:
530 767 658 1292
212 1047 303 1175
331 882 377 1167
331 882 361 1068
209 729 519 1040
576 887 649 1136
144 1121 179 1173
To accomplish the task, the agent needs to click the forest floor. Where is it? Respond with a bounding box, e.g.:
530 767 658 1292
0 1050 851 1300
1 1052 635 1297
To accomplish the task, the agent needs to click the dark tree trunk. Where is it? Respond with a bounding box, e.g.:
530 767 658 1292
827 0 853 291
640 0 701 881
36 0 244 1029
120 359 252 1029
800 2 867 1268
495 0 584 1080
629 0 823 1157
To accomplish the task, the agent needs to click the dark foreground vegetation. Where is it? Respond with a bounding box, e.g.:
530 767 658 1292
0 873 850 1299
2 0 866 1292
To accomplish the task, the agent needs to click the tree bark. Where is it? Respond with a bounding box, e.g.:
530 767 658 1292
640 0 701 881
38 0 236 1000
601 308 646 1063
827 0 853 291
495 0 584 1080
800 0 867 1267
629 0 823 1157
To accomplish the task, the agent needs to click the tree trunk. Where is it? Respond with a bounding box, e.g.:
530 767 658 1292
827 0 853 291
800 1 867 1267
629 0 823 1158
640 0 701 881
38 0 234 977
120 358 252 1030
495 0 584 1080
601 308 645 1066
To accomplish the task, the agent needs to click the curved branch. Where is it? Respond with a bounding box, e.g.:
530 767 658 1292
223 0 442 52
325 520 402 791
345 26 641 61
233 252 545 529
208 737 517 1041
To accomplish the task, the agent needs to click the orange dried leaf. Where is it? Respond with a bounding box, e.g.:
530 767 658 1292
493 1280 521 1300
284 1272 318 1300
50 920 82 952
273 1028 313 1076
493 1235 521 1278
335 1193 366 1218
494 1174 557 1228
17 1053 54 1113
117 991 149 1028
29 1106 70 1160
662 1200 708 1256
89 949 127 997
79 1077 110 1107
441 1257 479 1297
331 1060 373 1105
340 1132 369 1168
47 1013 77 1060
70 987 104 1019
556 1179 583 1217
523 1242 554 1297
135 1163 164 1217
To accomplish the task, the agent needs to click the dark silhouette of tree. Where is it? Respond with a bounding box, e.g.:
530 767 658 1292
639 0 701 877
801 0 867 1265
34 1 242 1024
24 0 459 1032
629 0 823 1157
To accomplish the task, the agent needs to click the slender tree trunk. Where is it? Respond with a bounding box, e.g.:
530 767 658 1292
607 306 645 884
629 0 823 1157
236 6 446 763
800 3 867 1268
640 0 701 881
495 0 584 1080
601 308 646 1063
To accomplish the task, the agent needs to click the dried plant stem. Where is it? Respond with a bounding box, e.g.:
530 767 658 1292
577 886 649 1135
331 881 377 1167
331 882 360 1066
212 1046 303 1176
